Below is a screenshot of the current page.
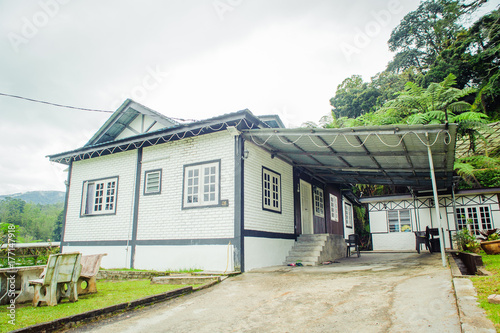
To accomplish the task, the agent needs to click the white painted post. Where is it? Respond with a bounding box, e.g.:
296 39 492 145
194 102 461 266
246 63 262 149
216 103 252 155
426 133 447 267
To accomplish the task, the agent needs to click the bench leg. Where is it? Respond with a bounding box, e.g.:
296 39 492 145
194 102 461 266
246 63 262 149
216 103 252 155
68 282 78 303
32 285 41 307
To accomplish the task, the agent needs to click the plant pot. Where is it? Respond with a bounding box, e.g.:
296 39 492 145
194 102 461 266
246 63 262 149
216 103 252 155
480 239 500 255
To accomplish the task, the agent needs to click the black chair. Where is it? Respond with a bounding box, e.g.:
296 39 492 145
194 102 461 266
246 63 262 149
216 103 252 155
415 231 429 254
346 234 360 257
426 226 441 253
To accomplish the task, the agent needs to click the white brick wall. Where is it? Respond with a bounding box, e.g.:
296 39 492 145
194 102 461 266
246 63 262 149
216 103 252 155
64 150 138 241
136 131 235 240
243 141 294 234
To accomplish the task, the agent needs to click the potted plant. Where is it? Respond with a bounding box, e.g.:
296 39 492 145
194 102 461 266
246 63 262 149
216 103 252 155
478 228 500 255
454 227 481 253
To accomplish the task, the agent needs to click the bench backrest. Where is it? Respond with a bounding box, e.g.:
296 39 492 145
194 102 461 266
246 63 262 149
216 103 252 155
80 253 107 277
43 252 82 285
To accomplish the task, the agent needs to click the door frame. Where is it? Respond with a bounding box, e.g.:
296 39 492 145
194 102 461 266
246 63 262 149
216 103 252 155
299 179 314 235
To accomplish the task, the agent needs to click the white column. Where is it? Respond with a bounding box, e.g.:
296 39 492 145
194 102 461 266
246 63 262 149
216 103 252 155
426 133 447 267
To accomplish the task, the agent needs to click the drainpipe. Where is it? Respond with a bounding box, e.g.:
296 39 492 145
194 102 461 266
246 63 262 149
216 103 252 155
426 133 447 267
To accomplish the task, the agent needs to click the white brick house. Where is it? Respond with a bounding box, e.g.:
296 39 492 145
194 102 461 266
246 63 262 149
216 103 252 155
49 100 353 272
49 100 462 270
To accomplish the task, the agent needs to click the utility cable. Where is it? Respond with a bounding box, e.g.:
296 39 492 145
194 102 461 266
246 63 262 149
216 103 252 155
0 92 114 113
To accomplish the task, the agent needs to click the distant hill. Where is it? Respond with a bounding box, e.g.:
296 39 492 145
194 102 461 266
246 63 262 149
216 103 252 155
0 191 66 205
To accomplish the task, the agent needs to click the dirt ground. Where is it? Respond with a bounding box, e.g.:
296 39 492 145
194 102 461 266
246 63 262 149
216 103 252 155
71 252 461 333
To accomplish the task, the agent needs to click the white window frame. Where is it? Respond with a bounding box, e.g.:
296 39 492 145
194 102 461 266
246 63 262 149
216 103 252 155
262 167 281 213
144 169 162 195
344 200 353 228
183 161 220 208
330 194 339 221
387 209 411 233
456 206 493 235
81 177 118 216
314 187 324 218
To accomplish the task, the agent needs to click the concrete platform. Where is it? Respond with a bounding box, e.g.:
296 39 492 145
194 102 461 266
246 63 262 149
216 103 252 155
69 252 492 333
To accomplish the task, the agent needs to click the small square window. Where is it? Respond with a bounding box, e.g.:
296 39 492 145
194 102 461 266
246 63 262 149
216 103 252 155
144 169 162 195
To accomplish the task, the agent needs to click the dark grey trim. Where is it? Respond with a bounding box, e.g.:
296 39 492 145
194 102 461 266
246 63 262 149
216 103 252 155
243 229 296 240
135 238 236 246
60 160 73 252
234 136 244 272
262 166 282 214
61 239 235 247
181 159 222 210
130 148 143 268
79 176 120 217
143 168 162 196
61 240 129 246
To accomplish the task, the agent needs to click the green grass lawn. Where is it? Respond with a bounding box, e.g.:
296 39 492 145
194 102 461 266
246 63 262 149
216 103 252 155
0 279 194 332
470 253 500 332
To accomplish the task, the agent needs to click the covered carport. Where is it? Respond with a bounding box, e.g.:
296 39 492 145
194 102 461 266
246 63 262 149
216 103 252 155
242 124 458 266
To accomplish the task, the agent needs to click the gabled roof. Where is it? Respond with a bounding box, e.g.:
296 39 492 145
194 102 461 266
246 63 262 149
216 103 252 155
85 99 179 146
257 115 285 129
47 107 270 165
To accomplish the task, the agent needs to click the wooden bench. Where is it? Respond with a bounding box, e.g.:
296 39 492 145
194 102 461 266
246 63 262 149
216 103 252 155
29 252 82 306
77 253 107 295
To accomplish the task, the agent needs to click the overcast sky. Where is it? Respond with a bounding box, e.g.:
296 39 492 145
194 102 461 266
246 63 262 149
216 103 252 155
0 0 496 195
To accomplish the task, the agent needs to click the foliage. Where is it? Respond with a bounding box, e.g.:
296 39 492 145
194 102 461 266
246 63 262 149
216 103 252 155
387 0 466 72
0 280 198 332
52 210 64 242
470 253 500 331
353 205 371 250
453 226 480 252
478 228 500 241
324 1 500 190
329 75 380 119
455 155 500 188
0 197 63 242
0 245 60 268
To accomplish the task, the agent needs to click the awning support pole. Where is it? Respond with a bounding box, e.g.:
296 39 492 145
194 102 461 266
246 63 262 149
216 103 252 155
426 133 447 267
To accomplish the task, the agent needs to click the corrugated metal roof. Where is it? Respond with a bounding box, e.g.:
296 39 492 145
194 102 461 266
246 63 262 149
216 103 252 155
242 124 457 189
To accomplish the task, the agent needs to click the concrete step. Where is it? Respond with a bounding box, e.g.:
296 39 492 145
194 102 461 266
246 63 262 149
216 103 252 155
287 249 322 257
292 243 324 251
297 234 329 242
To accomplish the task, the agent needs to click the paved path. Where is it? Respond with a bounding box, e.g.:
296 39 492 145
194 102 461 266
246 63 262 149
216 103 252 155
72 253 462 333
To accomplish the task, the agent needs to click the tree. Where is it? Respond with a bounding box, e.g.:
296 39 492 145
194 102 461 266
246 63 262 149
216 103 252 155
52 210 64 241
387 0 488 73
330 75 380 119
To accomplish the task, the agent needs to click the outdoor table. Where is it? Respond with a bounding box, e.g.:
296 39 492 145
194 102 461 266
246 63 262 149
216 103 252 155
0 266 45 305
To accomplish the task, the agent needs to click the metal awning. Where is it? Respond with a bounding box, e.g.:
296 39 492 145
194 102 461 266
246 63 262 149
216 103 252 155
242 123 457 189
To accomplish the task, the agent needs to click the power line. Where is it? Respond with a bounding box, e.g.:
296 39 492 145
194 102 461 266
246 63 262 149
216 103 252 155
0 91 200 122
0 92 114 113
